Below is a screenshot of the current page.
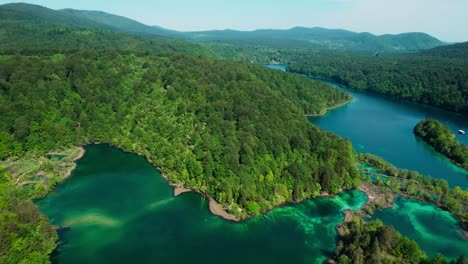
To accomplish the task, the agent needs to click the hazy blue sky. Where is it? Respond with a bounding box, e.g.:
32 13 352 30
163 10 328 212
2 0 467 42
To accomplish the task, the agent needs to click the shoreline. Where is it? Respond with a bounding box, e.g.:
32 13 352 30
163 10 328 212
173 186 241 222
55 143 468 234
414 134 468 171
62 147 86 181
358 182 468 238
306 99 353 117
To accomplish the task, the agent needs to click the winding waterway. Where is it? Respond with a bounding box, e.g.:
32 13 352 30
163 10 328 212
268 64 468 188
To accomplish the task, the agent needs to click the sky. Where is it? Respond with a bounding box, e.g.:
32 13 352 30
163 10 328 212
1 0 467 42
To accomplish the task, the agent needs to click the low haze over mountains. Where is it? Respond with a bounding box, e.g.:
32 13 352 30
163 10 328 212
0 3 448 52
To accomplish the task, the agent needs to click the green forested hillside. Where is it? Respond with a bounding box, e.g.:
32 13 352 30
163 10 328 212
0 3 109 29
0 3 210 55
287 51 468 115
0 25 210 55
0 51 357 217
60 9 182 37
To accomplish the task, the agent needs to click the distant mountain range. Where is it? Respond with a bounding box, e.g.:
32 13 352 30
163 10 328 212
0 3 447 52
183 27 444 52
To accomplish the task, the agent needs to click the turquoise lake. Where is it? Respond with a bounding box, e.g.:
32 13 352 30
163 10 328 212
368 196 467 259
268 64 468 188
37 144 369 264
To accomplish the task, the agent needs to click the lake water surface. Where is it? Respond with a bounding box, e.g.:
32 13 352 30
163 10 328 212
37 144 368 264
268 64 468 188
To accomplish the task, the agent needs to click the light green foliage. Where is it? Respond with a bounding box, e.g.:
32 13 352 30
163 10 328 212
245 201 260 215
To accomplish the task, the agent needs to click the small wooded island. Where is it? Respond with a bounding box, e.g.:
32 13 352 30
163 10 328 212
414 119 468 170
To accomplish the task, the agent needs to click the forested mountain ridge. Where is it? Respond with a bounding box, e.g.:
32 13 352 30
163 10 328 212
60 8 183 37
0 3 445 53
0 3 212 56
184 27 444 52
0 3 110 29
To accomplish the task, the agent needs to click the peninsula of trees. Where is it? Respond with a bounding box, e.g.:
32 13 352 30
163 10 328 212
414 119 468 170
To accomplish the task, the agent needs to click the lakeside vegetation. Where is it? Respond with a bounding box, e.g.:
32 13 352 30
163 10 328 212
0 167 58 264
414 119 468 170
0 147 82 263
358 153 468 223
287 51 468 116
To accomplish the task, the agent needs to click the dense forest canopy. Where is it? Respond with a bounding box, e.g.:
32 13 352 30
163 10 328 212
0 51 357 218
420 42 468 59
414 119 468 169
287 51 468 116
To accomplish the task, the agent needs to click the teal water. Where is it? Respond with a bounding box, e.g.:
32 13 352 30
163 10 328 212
268 63 468 187
309 79 468 188
37 144 368 264
262 64 287 71
368 196 468 259
266 64 468 259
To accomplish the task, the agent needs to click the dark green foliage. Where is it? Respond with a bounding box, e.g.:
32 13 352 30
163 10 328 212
420 42 468 59
288 51 468 115
0 3 178 37
0 168 57 264
335 219 461 264
60 9 183 37
0 3 213 56
414 119 468 169
0 51 359 217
